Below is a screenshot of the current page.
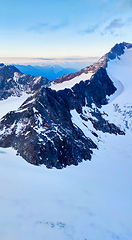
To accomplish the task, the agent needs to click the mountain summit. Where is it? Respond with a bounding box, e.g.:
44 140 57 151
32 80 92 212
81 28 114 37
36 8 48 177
0 63 50 100
0 42 132 168
51 42 132 89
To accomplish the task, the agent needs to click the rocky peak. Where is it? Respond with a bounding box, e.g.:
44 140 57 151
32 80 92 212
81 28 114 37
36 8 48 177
52 42 132 86
107 42 132 60
0 63 50 100
0 63 5 67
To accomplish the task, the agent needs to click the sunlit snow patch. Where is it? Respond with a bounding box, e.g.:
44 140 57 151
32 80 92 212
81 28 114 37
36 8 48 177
50 72 93 91
0 94 32 119
70 104 101 146
106 47 132 103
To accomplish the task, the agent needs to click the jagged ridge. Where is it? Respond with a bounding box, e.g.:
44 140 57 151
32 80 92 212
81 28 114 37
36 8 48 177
0 64 50 100
52 42 132 85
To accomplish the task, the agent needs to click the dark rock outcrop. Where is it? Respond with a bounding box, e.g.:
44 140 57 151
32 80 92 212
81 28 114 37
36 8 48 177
107 42 132 60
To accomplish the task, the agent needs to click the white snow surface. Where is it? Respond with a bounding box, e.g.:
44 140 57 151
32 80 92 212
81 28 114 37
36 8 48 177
106 73 124 103
0 131 132 240
106 47 132 104
100 47 132 131
33 76 41 85
13 72 20 82
50 72 93 91
0 94 31 119
71 107 99 146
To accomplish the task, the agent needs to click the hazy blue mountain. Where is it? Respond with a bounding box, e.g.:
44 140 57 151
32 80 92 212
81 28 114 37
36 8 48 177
15 64 77 81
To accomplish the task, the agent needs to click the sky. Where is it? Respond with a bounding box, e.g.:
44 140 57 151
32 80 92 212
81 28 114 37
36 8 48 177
0 0 132 65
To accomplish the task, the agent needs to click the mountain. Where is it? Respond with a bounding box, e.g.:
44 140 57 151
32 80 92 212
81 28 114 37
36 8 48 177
15 64 77 81
0 42 132 240
51 42 132 89
0 42 131 168
0 63 50 100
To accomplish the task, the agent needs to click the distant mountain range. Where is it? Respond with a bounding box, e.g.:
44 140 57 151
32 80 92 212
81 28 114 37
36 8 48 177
15 64 77 81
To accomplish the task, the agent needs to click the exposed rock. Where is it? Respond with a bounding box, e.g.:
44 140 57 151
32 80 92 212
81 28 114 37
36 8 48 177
107 42 132 60
0 63 50 100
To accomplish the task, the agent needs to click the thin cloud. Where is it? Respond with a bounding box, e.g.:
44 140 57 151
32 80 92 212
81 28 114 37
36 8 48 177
28 22 67 34
101 17 130 36
105 19 124 31
79 24 99 35
121 0 132 10
28 23 49 33
49 22 68 31
126 17 132 25
33 57 99 61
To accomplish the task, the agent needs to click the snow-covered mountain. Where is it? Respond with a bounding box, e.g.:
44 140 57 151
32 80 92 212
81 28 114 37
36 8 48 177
51 42 132 90
0 42 131 168
0 63 50 100
0 42 132 240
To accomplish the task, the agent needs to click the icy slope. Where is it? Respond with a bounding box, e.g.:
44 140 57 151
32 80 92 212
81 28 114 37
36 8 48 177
50 72 93 91
0 94 32 119
100 46 132 131
106 47 132 102
0 130 132 240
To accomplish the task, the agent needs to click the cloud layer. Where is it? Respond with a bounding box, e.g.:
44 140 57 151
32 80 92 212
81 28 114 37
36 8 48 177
105 19 124 31
28 22 68 34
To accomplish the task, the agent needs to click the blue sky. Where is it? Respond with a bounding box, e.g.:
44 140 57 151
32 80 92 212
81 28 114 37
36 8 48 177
0 0 132 61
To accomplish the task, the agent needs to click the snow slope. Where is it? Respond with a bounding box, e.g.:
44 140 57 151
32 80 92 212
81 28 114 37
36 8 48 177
102 47 132 130
106 47 132 103
50 72 93 91
0 94 31 119
0 131 132 240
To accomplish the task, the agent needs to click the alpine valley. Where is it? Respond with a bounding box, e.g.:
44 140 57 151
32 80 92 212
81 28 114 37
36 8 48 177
0 42 132 240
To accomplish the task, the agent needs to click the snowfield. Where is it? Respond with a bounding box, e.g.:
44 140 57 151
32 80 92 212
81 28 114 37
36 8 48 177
102 47 132 131
0 94 31 119
50 72 93 91
0 45 132 240
106 47 132 104
0 130 132 240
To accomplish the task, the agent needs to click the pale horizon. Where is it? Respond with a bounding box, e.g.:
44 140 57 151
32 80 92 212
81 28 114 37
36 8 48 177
0 56 99 69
